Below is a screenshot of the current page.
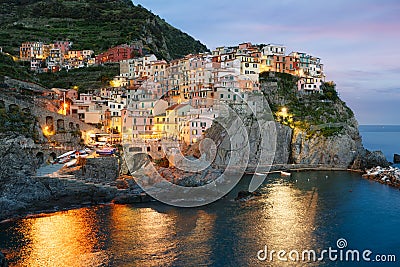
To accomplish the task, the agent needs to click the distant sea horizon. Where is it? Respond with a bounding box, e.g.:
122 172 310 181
359 124 400 166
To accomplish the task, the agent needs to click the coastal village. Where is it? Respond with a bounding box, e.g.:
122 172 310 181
16 41 325 148
1 1 399 265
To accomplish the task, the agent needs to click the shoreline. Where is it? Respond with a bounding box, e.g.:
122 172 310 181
0 167 366 223
362 166 400 190
0 192 155 224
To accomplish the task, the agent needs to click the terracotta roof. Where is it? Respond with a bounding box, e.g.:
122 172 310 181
166 103 188 111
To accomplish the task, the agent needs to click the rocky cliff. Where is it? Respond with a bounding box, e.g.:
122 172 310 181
0 133 151 221
205 73 389 170
0 134 119 221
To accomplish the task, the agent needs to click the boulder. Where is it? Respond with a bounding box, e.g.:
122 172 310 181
351 150 390 170
394 154 400 164
0 251 7 267
112 194 142 204
235 190 261 201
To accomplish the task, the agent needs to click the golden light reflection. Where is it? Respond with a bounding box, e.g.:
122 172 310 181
237 182 318 263
109 205 177 267
109 205 216 267
16 208 109 267
262 185 317 248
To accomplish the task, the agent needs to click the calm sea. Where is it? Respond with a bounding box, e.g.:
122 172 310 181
0 126 399 267
359 125 400 166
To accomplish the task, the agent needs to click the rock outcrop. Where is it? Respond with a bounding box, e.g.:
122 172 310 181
290 123 361 167
362 166 400 188
235 190 262 201
0 133 148 221
0 251 7 267
351 150 390 170
74 157 119 183
394 154 400 164
205 90 389 171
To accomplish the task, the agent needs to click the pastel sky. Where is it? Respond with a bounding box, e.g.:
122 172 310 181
136 0 400 125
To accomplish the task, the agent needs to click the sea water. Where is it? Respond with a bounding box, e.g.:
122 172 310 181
0 126 399 266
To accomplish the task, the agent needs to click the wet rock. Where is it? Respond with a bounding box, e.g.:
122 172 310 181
362 166 400 188
235 190 261 201
116 179 129 190
0 251 7 267
394 154 400 164
112 193 151 204
351 150 390 170
74 157 119 183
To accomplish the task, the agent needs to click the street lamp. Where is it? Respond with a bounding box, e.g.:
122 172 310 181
281 107 288 117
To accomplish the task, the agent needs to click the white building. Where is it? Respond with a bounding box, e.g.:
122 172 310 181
181 107 219 144
261 44 286 56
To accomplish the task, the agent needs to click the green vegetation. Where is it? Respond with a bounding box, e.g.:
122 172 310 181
0 0 208 90
0 53 34 83
0 105 39 140
0 0 208 60
37 64 119 92
260 72 354 137
0 53 119 91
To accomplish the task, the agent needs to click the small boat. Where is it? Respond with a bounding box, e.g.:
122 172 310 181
63 159 77 168
58 156 71 164
71 149 90 159
254 172 266 176
57 150 76 160
280 171 291 177
96 147 116 156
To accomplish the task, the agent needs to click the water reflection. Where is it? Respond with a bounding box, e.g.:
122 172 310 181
109 205 216 266
2 172 399 267
260 183 317 248
233 179 318 266
13 208 109 267
109 205 178 267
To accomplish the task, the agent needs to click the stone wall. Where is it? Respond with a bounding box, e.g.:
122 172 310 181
75 157 119 183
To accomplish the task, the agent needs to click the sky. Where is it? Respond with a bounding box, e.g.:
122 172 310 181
135 0 400 125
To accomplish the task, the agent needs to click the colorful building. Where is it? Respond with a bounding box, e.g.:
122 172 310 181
96 44 137 64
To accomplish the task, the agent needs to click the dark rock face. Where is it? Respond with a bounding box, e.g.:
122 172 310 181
0 251 7 267
74 157 119 183
394 154 400 164
0 134 121 221
0 134 43 220
235 190 261 201
0 134 37 181
155 166 222 187
351 150 390 170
